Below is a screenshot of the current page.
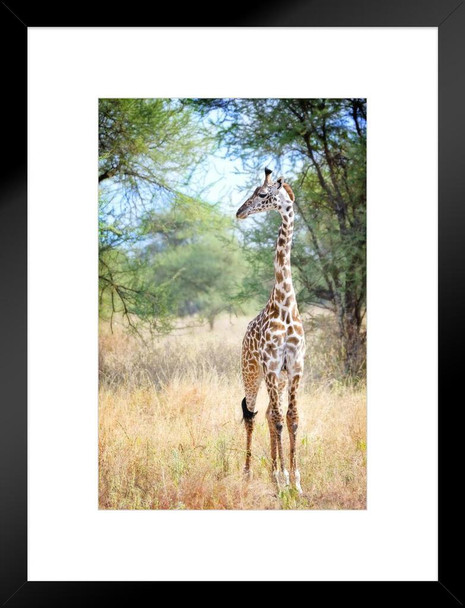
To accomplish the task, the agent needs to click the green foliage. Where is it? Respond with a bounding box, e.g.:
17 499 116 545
99 98 208 196
146 215 250 329
235 212 281 303
98 99 214 334
99 245 173 334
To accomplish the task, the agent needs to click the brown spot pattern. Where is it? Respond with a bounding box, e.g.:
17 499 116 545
238 173 305 489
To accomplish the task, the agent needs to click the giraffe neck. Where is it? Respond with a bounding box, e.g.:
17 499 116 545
273 207 295 290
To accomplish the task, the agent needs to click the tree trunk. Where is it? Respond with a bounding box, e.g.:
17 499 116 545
338 303 365 378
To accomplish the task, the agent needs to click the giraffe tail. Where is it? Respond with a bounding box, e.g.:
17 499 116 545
241 397 258 421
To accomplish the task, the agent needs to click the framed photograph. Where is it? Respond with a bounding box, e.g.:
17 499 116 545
1 0 462 603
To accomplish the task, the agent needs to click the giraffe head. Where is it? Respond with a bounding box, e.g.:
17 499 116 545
236 168 295 220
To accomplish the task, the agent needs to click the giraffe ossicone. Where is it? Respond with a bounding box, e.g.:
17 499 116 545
237 168 306 494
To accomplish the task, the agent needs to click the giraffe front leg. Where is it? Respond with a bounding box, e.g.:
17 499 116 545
287 372 303 494
265 373 288 489
276 372 289 487
265 405 280 488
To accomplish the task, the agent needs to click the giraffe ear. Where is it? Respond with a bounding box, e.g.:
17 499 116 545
276 176 284 188
282 182 295 202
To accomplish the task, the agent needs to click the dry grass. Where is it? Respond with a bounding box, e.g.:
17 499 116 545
99 314 366 510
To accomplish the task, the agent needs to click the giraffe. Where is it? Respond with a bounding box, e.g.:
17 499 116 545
236 167 306 493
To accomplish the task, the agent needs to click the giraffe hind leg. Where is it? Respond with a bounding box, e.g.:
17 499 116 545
241 363 262 476
241 397 258 421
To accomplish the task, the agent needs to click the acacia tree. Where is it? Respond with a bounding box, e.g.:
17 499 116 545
192 98 366 377
149 232 249 330
98 98 210 333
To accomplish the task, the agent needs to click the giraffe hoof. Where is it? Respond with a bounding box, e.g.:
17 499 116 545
294 470 303 494
272 470 289 488
282 469 290 487
272 470 280 487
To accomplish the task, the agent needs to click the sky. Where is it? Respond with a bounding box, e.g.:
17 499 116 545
188 153 248 217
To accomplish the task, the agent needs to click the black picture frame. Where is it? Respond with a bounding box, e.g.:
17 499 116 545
1 1 463 604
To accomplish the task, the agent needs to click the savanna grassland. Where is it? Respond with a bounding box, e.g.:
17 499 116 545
99 313 366 510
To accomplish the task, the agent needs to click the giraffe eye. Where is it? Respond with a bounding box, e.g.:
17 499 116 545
258 192 267 198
